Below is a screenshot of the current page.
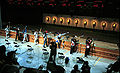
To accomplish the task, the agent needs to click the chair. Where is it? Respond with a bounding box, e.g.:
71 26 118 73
76 57 84 64
6 42 11 51
27 47 34 56
14 45 19 51
57 52 65 64
42 49 49 62
26 45 34 64
13 42 17 44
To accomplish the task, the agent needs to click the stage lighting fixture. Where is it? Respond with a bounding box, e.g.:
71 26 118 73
60 18 63 24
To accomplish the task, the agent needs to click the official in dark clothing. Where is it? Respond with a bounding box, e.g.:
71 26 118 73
71 65 80 73
49 41 57 62
0 45 6 60
0 64 19 73
81 61 90 73
0 45 7 69
65 57 69 67
106 58 120 73
6 50 19 65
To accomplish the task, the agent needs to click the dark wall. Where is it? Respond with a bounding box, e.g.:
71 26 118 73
0 0 2 29
1 0 43 25
1 0 119 26
2 8 43 25
6 8 43 25
4 0 120 18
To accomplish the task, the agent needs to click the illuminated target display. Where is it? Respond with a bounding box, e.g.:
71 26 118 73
46 16 50 23
52 17 57 24
83 19 88 28
67 19 70 24
92 20 97 28
84 21 87 25
67 18 72 25
74 19 79 27
112 23 116 28
101 21 107 30
60 17 64 24
44 15 119 32
102 22 106 27
75 19 78 25
112 23 117 31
